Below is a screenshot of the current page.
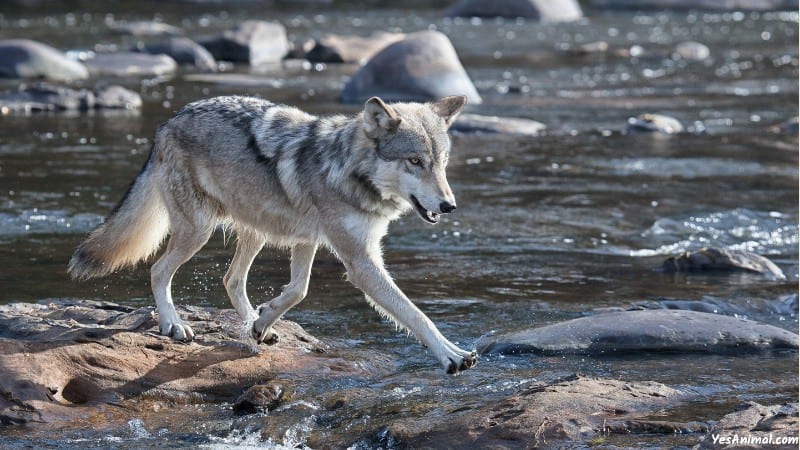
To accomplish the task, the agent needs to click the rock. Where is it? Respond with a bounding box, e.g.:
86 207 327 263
108 20 183 37
198 20 289 65
386 375 694 447
451 113 546 136
135 37 217 72
0 300 364 427
693 402 799 449
0 83 141 114
587 0 798 10
626 113 684 134
560 40 610 56
674 41 711 61
233 381 293 414
769 116 798 135
305 31 405 64
0 39 89 81
662 247 786 280
476 310 799 356
341 31 481 104
444 0 584 21
82 52 178 77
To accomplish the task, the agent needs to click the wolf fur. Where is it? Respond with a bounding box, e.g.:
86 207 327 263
68 95 477 373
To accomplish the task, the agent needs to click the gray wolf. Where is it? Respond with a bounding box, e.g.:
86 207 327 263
68 95 477 374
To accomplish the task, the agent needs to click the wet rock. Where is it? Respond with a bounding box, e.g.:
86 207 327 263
82 52 178 77
769 116 798 135
108 20 183 37
476 310 799 356
134 37 217 72
626 113 684 134
341 30 481 104
587 0 798 11
0 39 88 81
674 41 711 61
305 31 405 64
388 375 693 447
445 0 584 21
0 300 363 427
0 83 141 113
693 402 799 449
198 20 289 65
625 298 749 316
233 381 293 414
560 40 610 56
662 247 786 280
451 113 546 136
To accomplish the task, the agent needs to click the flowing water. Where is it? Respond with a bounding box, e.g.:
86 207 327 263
0 2 797 448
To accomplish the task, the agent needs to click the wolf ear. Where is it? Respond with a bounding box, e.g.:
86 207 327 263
432 95 467 127
364 97 401 139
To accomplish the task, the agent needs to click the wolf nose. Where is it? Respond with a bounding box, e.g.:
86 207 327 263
440 201 457 213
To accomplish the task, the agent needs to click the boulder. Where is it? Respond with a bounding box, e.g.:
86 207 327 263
305 31 405 64
673 41 711 61
135 37 217 72
445 0 583 20
662 247 786 280
0 83 141 113
0 300 364 427
341 31 481 104
82 52 178 77
476 309 798 356
199 20 289 65
451 113 546 136
626 113 684 134
693 402 799 449
108 20 183 37
0 39 88 81
588 0 798 10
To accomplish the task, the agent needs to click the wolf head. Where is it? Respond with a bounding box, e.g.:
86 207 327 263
363 95 466 224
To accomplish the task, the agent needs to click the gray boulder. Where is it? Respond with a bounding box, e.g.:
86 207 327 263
135 37 217 72
445 0 583 20
82 52 178 77
626 113 684 134
199 20 289 65
587 0 798 10
305 31 405 64
477 309 798 355
341 31 481 104
662 247 786 280
452 113 545 136
0 39 88 81
0 83 141 113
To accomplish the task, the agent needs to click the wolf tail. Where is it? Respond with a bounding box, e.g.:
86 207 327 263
68 148 170 280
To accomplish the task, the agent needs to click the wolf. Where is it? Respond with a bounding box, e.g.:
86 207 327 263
68 94 477 373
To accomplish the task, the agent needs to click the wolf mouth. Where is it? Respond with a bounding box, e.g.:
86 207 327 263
410 195 440 224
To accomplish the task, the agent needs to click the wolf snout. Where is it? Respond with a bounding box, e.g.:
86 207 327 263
439 201 457 214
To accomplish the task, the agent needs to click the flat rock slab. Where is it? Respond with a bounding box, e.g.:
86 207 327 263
693 402 799 449
662 247 786 280
452 113 546 136
0 300 363 427
477 309 798 356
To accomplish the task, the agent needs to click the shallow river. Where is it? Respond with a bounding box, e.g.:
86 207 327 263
0 2 797 448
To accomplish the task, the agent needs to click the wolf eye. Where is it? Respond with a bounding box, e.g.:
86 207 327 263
409 157 421 165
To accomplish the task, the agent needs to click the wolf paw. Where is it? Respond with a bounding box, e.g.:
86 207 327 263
161 321 195 342
446 351 477 374
251 324 279 345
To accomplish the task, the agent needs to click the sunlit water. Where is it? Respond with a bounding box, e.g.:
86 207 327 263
0 2 797 448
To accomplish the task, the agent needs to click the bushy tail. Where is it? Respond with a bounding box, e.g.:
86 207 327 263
68 152 169 279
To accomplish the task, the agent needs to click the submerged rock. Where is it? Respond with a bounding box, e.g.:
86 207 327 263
0 39 89 81
662 247 786 280
82 52 178 77
476 309 798 355
135 37 217 72
305 31 405 64
341 30 482 104
626 113 684 134
0 300 363 427
693 402 799 449
587 0 798 10
445 0 584 21
0 83 141 113
199 20 289 65
451 113 546 136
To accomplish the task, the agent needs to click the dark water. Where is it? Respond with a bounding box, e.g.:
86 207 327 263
0 3 797 448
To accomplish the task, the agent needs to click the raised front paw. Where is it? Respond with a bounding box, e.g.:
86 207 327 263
160 320 195 342
446 351 478 374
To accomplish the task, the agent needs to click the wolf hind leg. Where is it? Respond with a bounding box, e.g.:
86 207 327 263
151 224 214 342
252 243 317 344
223 228 266 321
